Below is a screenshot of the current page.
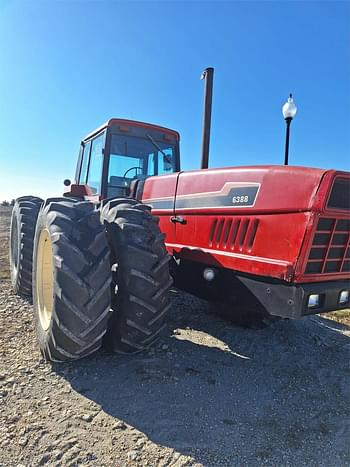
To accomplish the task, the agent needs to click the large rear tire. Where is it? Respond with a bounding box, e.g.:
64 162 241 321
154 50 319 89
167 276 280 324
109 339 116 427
9 196 43 297
100 198 173 354
33 198 111 362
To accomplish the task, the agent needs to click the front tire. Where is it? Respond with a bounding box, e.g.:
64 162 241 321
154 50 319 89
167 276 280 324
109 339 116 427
101 198 173 354
9 196 43 297
33 198 111 362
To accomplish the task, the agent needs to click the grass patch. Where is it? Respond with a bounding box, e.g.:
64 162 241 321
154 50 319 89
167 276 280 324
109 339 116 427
323 309 350 327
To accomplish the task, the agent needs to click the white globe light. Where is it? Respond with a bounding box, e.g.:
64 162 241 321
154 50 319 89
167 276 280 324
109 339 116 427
282 94 297 119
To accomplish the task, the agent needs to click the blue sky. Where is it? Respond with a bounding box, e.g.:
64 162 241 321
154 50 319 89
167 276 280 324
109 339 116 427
0 0 349 201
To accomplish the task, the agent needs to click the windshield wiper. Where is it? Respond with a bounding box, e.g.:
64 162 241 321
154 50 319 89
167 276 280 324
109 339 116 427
146 133 172 164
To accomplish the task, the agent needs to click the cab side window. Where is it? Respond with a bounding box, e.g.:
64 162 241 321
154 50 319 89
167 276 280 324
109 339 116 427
86 133 105 194
79 141 91 184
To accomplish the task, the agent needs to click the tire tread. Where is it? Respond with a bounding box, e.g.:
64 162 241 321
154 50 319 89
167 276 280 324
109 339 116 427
33 198 111 362
101 198 172 354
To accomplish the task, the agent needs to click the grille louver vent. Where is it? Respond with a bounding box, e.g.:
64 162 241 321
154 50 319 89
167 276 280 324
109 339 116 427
305 217 350 274
209 217 259 251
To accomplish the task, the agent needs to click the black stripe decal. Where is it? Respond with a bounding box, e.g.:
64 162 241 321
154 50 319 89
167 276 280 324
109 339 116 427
145 184 260 210
176 186 259 209
146 199 173 210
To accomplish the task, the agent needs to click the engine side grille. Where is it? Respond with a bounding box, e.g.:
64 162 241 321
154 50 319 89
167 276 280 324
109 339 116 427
305 217 350 274
209 217 259 251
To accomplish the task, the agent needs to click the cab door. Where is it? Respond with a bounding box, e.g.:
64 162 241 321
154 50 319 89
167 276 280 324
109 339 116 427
85 132 106 195
141 173 179 246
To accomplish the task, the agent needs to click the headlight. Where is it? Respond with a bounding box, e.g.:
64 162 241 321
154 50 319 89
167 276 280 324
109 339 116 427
339 290 349 305
308 294 321 308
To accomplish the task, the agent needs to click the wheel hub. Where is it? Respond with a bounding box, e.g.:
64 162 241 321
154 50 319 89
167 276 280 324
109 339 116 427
36 229 54 331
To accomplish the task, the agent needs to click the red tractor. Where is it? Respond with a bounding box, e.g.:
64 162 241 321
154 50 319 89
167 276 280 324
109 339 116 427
9 70 350 362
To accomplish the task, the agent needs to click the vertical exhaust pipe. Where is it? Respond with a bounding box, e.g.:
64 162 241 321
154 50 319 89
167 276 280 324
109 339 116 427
200 67 214 169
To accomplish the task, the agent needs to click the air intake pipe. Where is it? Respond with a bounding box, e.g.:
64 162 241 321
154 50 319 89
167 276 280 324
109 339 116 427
200 67 214 170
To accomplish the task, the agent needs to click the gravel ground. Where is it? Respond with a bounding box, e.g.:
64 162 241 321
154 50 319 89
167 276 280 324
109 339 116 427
0 206 349 466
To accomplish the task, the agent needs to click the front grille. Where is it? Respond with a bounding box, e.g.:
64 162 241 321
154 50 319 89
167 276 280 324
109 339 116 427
305 217 350 274
209 217 259 251
327 178 350 211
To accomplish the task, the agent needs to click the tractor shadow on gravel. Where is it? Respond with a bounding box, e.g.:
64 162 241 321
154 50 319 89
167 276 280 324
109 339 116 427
53 290 350 465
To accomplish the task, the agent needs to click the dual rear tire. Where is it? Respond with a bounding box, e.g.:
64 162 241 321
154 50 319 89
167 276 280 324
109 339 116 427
9 196 172 362
101 198 173 353
9 196 43 297
32 198 112 361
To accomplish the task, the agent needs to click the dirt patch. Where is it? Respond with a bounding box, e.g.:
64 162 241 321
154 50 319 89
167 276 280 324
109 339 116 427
0 207 349 466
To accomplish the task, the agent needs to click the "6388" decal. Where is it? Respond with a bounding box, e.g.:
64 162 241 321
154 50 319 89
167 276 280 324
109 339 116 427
232 195 249 204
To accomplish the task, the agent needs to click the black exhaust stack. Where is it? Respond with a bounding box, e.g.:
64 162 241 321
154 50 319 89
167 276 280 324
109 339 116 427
200 67 214 169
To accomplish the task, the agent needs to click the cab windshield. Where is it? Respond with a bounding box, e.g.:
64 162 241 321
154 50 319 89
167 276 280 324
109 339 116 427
107 134 176 198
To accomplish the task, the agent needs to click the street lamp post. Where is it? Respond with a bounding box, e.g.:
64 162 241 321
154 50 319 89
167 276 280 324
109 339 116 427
282 94 297 165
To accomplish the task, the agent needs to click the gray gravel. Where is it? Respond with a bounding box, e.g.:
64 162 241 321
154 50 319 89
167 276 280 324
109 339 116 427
0 282 349 466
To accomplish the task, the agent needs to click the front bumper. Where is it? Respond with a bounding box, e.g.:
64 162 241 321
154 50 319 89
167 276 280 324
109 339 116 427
237 275 350 319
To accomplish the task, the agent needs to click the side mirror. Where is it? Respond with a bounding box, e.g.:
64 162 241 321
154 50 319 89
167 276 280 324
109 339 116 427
63 179 71 186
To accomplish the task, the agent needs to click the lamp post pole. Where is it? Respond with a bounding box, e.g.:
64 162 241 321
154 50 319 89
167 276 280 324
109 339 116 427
284 117 292 165
282 93 297 165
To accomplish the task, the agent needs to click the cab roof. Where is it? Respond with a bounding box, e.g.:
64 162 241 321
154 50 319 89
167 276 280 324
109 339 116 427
82 118 180 142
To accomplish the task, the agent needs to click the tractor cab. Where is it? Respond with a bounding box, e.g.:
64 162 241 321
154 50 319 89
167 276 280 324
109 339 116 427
72 119 180 199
